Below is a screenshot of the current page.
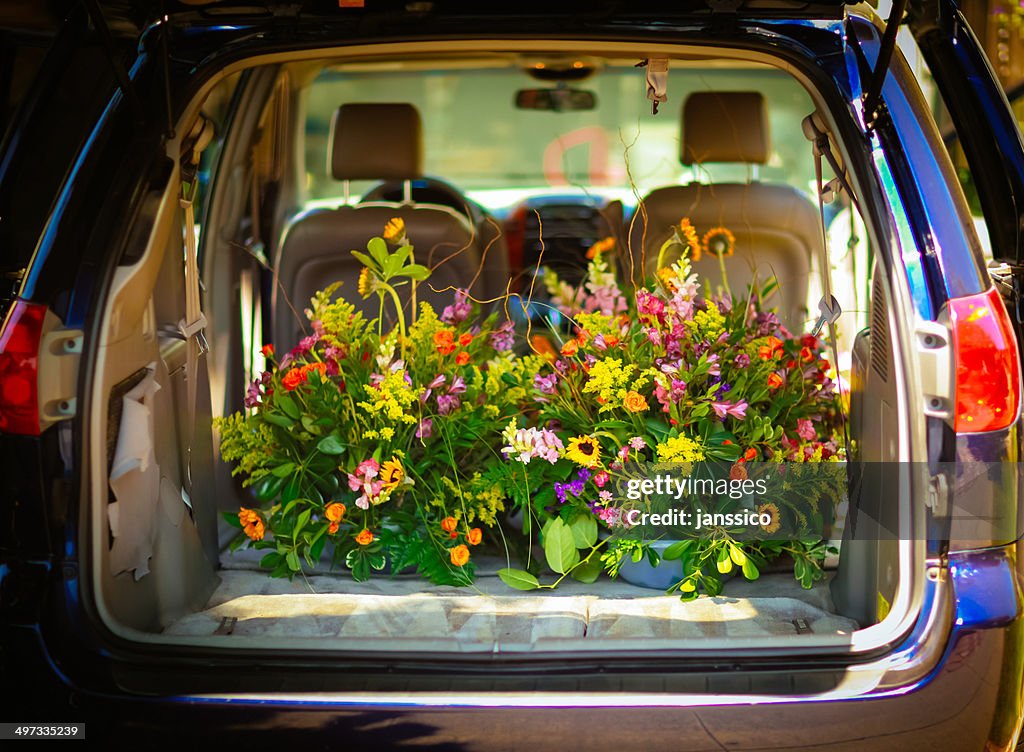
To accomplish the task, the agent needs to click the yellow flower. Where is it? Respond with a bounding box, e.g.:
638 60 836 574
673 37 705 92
655 435 705 463
565 436 601 468
622 391 649 413
758 503 781 534
383 217 406 244
357 267 373 297
583 357 635 411
657 267 678 294
702 226 736 258
381 457 404 490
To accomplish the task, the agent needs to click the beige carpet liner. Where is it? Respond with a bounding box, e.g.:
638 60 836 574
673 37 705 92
164 554 858 645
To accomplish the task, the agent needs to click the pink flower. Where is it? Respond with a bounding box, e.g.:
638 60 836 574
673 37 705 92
618 445 630 460
594 471 609 487
712 400 749 420
797 418 817 442
629 436 647 451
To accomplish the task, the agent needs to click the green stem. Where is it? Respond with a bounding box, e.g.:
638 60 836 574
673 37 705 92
717 252 731 299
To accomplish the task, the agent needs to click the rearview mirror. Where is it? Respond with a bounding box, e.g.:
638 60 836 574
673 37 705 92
515 88 597 112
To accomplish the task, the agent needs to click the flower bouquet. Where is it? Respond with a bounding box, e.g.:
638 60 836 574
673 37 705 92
497 219 845 598
217 220 539 584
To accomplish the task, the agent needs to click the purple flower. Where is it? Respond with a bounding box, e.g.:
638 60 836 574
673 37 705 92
534 373 558 394
436 394 461 415
734 352 750 368
244 380 261 408
448 375 466 395
441 289 472 324
755 311 781 337
711 400 748 421
490 320 515 352
416 418 433 439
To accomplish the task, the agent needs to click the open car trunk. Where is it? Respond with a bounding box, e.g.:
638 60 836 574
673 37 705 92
82 32 931 665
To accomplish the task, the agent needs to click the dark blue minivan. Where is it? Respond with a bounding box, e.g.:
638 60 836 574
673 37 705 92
2 0 1024 748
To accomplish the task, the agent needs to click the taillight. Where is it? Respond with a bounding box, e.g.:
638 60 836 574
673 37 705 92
949 287 1021 432
0 300 46 436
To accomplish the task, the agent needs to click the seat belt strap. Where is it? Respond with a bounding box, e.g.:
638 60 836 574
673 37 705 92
178 117 214 499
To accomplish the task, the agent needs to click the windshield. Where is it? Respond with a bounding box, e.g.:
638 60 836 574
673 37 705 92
303 61 817 210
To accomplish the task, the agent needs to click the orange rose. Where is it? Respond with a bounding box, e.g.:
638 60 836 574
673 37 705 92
459 332 473 346
758 336 784 361
456 351 470 366
238 507 265 541
623 391 649 413
450 544 470 566
325 502 346 524
441 516 458 533
434 330 456 355
467 528 482 546
355 529 374 546
261 344 274 358
282 368 304 391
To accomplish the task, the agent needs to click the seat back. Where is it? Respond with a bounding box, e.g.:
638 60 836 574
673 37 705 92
628 92 821 329
273 103 483 350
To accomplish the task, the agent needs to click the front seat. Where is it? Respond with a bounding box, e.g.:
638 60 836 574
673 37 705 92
273 103 487 350
627 91 821 330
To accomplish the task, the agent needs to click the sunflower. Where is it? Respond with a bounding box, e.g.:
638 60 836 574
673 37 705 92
679 219 701 260
565 436 601 468
702 227 736 258
657 267 679 295
383 216 406 244
357 267 373 297
758 502 781 535
380 457 404 490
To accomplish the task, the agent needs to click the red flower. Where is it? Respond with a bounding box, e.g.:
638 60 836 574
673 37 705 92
767 372 784 390
743 447 758 461
458 332 473 346
456 351 470 366
261 343 274 358
800 346 814 362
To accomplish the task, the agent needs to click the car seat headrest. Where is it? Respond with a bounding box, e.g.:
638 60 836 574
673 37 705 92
681 91 769 166
331 103 423 181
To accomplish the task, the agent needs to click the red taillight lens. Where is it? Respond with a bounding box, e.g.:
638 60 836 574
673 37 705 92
949 287 1022 432
0 300 46 436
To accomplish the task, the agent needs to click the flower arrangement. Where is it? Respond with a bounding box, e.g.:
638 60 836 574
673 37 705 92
217 220 538 584
496 219 845 598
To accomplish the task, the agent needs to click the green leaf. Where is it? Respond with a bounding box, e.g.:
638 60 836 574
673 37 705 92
301 415 321 435
295 508 311 537
252 475 285 501
271 461 296 478
368 551 387 570
729 545 748 567
543 518 580 574
263 413 294 429
569 514 598 548
223 511 243 528
662 540 694 561
286 551 301 572
316 434 346 455
276 393 300 419
742 558 760 580
570 557 602 584
402 264 431 281
260 552 283 569
367 237 389 266
498 568 541 590
351 249 376 272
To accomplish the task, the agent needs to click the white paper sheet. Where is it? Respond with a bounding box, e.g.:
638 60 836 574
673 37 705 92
108 367 161 580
